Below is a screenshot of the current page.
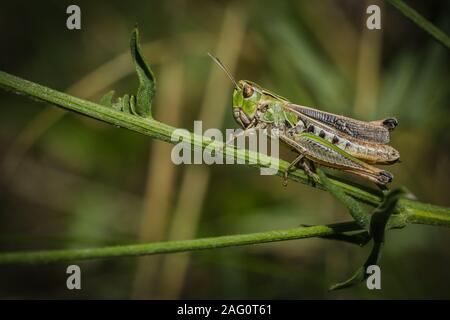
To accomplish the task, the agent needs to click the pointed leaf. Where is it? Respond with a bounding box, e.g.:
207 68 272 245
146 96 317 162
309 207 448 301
330 267 365 291
130 27 155 118
100 90 115 108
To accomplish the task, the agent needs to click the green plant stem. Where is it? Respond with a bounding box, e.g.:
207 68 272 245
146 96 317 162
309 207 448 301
0 222 365 265
402 200 450 227
0 70 449 265
386 0 450 49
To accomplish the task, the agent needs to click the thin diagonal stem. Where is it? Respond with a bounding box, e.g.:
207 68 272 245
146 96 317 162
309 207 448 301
386 0 450 49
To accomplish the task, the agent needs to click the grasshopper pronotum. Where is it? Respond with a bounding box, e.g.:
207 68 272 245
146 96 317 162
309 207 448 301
209 54 400 186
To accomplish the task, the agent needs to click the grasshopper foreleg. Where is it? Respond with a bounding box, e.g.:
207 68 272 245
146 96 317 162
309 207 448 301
283 155 318 187
223 125 256 151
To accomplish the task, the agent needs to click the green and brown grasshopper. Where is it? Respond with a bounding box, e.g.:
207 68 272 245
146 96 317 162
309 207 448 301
209 54 400 186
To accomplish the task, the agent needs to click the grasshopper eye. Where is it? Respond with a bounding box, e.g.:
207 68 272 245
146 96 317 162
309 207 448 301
243 84 254 98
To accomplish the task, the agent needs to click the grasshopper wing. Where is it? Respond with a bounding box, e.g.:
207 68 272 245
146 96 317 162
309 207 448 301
286 104 397 144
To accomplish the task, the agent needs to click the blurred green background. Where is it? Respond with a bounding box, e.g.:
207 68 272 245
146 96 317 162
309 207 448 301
0 0 449 299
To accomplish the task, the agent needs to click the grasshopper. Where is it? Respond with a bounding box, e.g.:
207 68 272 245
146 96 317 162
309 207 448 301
208 54 400 186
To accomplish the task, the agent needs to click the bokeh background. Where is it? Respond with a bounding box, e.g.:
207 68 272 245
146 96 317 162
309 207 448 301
0 0 449 299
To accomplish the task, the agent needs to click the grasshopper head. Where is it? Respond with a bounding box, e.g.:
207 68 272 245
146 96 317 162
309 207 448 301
207 53 264 129
232 80 263 129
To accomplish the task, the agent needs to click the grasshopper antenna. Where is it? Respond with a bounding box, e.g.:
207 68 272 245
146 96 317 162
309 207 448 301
207 52 240 89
